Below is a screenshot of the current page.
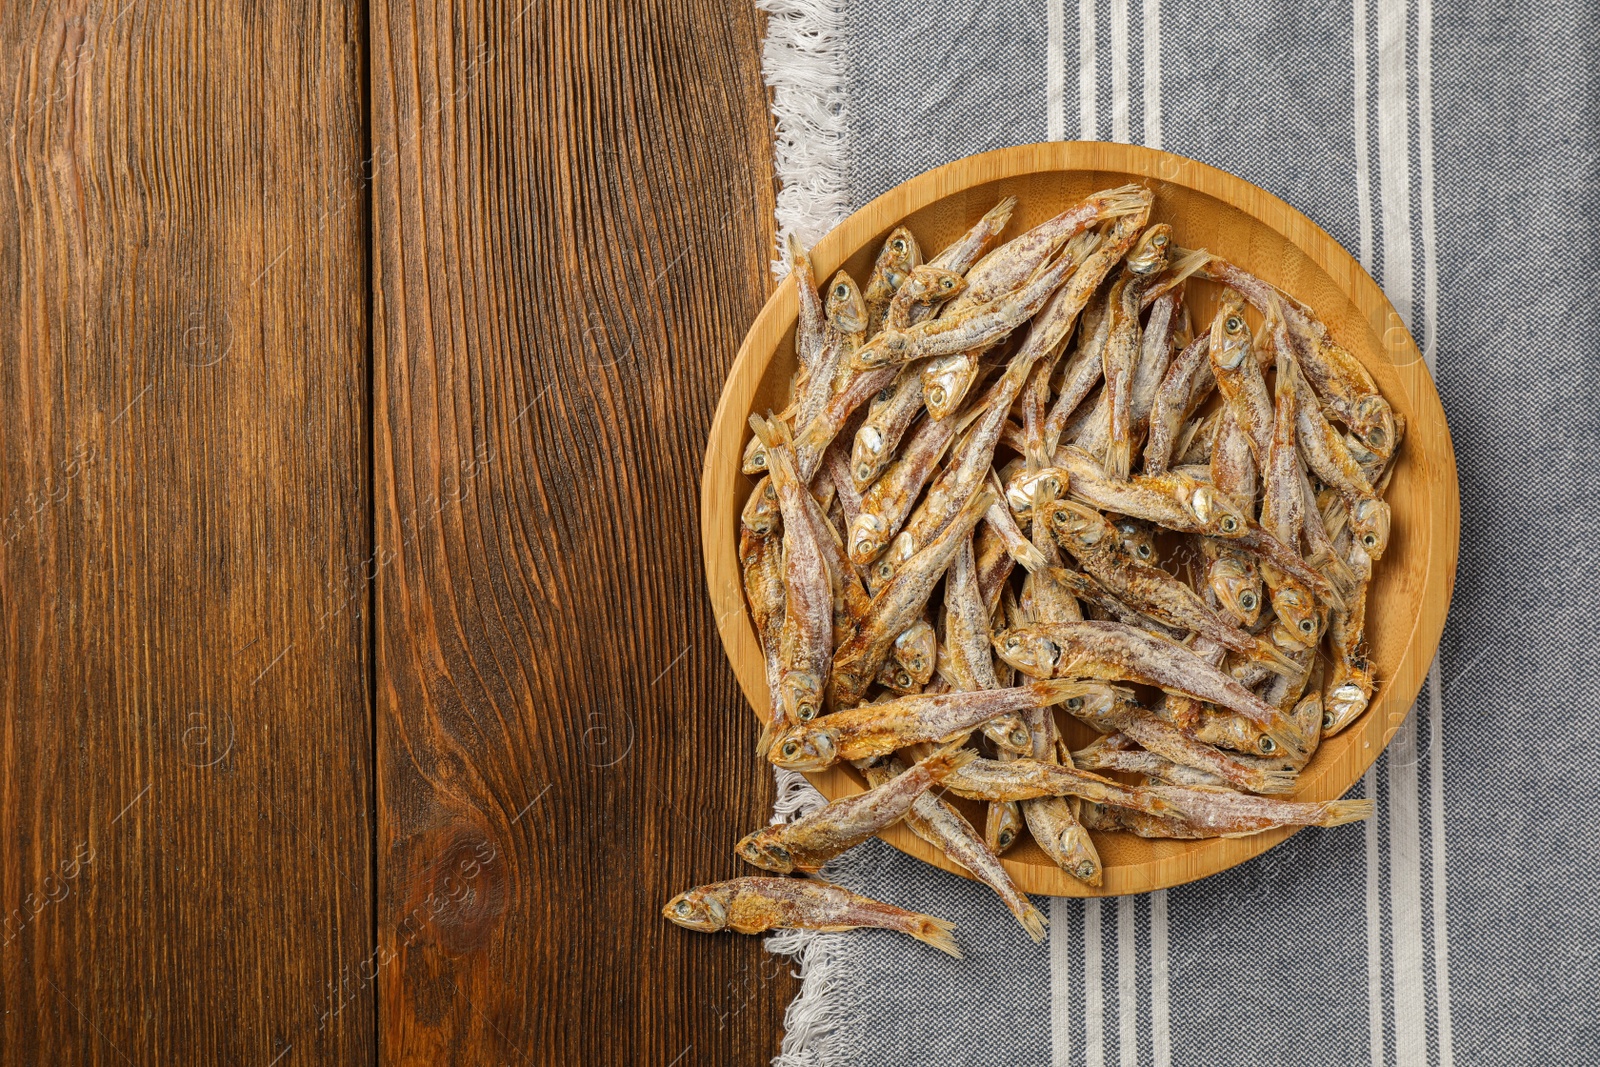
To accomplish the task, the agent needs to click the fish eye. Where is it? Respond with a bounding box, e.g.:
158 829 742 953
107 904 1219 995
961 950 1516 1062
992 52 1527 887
1299 618 1316 634
1152 233 1169 247
1005 637 1022 653
876 561 894 580
1323 711 1336 729
855 538 874 556
751 452 766 468
1367 428 1386 446
675 900 692 915
1220 516 1238 533
1363 533 1378 547
833 284 848 299
1136 543 1152 559
797 702 817 721
1066 697 1083 711
857 463 874 481
781 740 800 758
1053 509 1071 525
1238 592 1258 610
929 386 947 407
997 829 1015 848
896 672 911 687
1258 736 1277 754
940 277 955 289
891 238 907 254
1225 315 1244 332
1010 728 1029 748
1076 862 1097 879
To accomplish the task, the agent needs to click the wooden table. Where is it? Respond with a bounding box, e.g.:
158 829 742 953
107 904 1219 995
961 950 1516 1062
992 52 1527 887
0 1 793 1061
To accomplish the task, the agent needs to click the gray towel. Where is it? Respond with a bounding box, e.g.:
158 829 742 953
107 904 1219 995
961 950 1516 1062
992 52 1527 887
755 1 1598 1064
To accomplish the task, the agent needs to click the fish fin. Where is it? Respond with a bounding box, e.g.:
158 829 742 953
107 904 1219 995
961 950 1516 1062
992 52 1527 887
907 915 963 958
1315 799 1376 827
755 717 781 759
1254 638 1304 677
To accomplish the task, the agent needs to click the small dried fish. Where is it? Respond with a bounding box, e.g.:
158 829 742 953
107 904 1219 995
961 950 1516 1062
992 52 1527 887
736 744 975 872
663 877 960 957
770 677 1093 768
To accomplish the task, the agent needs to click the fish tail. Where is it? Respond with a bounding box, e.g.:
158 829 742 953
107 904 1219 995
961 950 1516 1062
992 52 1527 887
1015 901 1048 944
922 741 980 781
906 914 963 958
1012 540 1049 574
1033 678 1094 705
984 195 1019 227
748 413 775 448
1092 183 1154 218
1247 770 1300 796
1104 434 1132 482
1316 799 1375 827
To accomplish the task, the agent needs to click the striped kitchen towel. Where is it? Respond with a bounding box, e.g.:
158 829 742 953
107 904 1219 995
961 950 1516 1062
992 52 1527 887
755 2 1600 1065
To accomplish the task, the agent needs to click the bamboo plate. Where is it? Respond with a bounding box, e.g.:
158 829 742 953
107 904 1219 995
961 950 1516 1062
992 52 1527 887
700 142 1459 897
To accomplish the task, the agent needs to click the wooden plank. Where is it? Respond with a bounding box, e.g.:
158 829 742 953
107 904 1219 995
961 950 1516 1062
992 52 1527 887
0 3 373 1064
369 0 792 1061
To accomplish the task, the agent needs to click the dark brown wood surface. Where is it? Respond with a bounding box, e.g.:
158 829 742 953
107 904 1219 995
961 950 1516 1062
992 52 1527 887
369 0 792 1062
0 1 375 1064
4 0 793 1063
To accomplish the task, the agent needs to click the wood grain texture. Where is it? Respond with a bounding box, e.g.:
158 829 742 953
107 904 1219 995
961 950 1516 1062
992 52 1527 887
703 141 1462 897
369 0 791 1062
0 2 373 1064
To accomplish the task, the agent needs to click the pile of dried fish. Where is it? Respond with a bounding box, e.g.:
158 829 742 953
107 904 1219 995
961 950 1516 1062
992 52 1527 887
665 186 1396 953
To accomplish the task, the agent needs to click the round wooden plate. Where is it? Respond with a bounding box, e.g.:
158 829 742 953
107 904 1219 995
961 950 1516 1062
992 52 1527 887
700 142 1459 896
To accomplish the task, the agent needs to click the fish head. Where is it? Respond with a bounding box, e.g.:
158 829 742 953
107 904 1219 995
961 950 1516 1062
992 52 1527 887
875 226 922 292
1127 223 1173 277
1350 395 1396 459
1268 592 1320 651
893 620 937 685
923 358 973 420
847 512 889 566
1046 499 1113 554
901 265 965 306
849 330 907 370
1323 664 1374 733
824 271 867 334
1208 554 1262 626
1058 682 1125 726
884 531 917 572
1111 515 1158 563
993 629 1062 678
769 726 839 771
741 477 780 536
662 886 731 932
741 434 770 476
1210 290 1252 370
1351 498 1391 561
874 659 918 693
851 424 889 486
1182 481 1249 538
781 672 826 723
1005 466 1067 519
733 829 795 874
